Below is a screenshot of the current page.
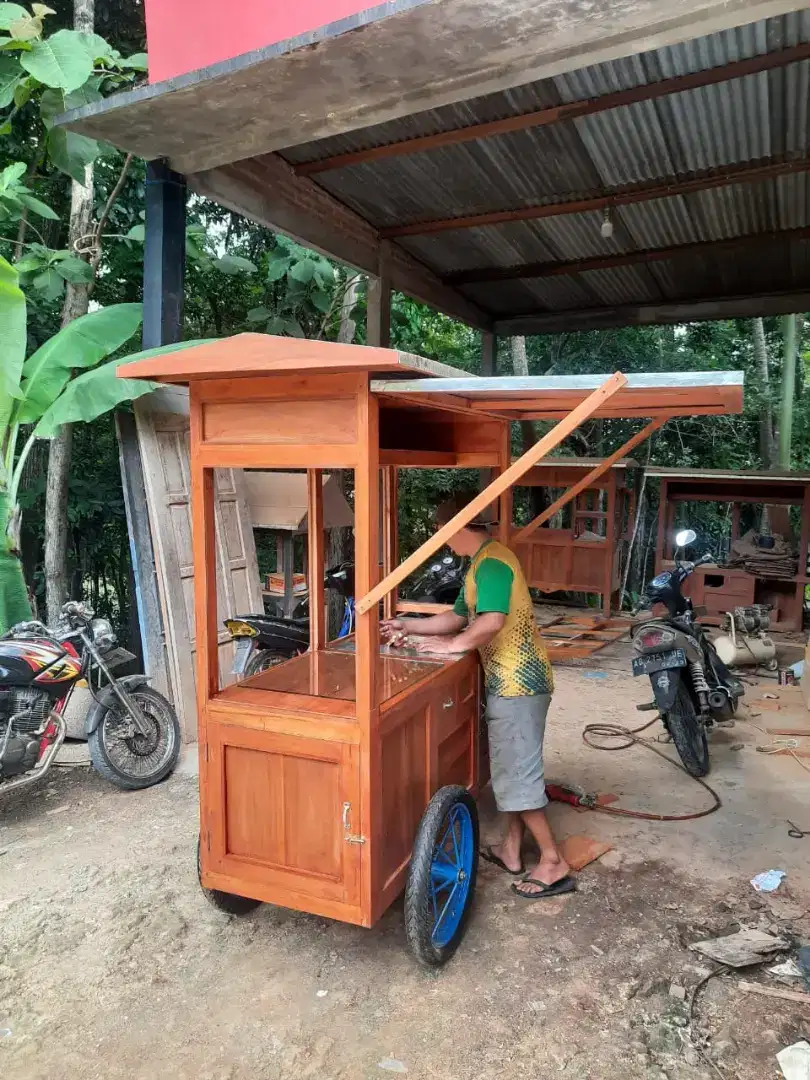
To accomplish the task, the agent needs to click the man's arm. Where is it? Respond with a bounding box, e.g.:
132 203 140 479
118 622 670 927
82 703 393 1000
382 611 467 637
415 557 512 655
413 611 505 655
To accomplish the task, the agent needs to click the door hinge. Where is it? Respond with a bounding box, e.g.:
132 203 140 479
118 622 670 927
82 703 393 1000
342 801 366 845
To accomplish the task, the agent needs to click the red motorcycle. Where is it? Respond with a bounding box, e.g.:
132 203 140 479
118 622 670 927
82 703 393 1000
0 601 180 795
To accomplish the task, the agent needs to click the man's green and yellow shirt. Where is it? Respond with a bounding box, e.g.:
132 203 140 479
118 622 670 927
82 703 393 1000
453 539 553 698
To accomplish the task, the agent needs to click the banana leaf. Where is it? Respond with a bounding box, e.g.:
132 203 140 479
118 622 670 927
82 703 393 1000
0 254 25 436
0 487 31 632
33 339 213 438
16 302 143 424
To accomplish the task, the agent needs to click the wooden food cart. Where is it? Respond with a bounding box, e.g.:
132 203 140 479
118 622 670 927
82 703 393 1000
119 339 742 966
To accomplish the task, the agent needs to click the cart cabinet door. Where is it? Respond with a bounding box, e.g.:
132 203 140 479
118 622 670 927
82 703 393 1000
202 721 362 914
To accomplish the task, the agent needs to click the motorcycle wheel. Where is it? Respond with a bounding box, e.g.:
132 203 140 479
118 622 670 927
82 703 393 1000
664 681 710 778
88 685 181 791
245 649 289 677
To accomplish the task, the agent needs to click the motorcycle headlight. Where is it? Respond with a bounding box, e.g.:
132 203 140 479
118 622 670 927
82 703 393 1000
90 617 116 650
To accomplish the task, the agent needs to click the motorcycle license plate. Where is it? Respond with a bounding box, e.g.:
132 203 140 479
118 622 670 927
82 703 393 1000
231 639 254 675
631 648 686 676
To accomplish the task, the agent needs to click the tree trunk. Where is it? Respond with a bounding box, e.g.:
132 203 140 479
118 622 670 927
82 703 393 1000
511 337 547 518
779 314 799 469
43 0 95 624
752 317 776 469
337 275 361 344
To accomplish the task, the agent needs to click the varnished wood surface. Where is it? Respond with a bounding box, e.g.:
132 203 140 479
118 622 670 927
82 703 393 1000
118 334 469 384
307 470 326 651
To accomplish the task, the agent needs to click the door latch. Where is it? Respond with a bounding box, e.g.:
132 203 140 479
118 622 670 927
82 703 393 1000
342 801 366 845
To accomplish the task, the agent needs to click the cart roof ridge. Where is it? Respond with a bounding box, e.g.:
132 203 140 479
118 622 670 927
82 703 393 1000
370 370 744 419
118 333 475 383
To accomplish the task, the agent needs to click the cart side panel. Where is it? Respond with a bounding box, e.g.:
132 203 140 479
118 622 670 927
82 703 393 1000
376 654 480 916
200 717 365 923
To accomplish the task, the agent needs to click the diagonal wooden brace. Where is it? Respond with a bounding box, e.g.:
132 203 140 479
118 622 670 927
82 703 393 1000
512 416 666 544
355 371 628 616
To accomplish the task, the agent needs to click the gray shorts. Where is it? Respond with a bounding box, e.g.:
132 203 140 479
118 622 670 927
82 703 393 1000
486 693 551 813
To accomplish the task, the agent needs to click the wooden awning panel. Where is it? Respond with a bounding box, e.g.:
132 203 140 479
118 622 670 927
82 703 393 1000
118 334 473 384
370 371 744 419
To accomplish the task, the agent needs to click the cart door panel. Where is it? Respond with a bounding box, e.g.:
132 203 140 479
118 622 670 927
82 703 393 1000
435 664 477 791
203 720 361 910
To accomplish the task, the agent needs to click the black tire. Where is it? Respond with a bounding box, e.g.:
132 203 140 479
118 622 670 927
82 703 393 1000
245 649 289 677
405 785 479 968
664 680 710 778
197 836 262 915
87 685 180 791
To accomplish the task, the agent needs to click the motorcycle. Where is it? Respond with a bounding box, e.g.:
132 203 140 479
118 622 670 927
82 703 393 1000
226 555 465 677
631 528 743 777
0 601 181 795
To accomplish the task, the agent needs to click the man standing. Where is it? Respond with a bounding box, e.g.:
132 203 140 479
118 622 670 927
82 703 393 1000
381 497 574 899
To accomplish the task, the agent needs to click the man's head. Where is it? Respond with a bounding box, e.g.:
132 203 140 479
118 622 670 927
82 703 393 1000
435 494 496 556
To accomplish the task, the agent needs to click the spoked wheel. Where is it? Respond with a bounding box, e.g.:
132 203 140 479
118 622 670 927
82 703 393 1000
197 836 262 915
664 681 710 778
405 785 479 968
245 649 288 677
87 685 180 791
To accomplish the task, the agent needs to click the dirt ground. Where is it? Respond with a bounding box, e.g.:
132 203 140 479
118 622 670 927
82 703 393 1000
3 650 810 1080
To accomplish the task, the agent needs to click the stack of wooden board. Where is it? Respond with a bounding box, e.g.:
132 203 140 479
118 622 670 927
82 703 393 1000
539 614 633 661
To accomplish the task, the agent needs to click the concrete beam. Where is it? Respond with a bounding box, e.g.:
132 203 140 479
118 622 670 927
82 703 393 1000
59 0 809 170
494 290 810 335
187 154 492 330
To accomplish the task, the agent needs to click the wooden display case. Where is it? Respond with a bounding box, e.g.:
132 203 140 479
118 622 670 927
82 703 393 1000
119 335 742 958
651 467 810 631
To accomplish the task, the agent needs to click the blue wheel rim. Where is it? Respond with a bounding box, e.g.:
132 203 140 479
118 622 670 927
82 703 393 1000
429 802 474 948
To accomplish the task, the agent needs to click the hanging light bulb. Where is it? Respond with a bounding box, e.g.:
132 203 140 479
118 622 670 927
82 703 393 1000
600 207 614 239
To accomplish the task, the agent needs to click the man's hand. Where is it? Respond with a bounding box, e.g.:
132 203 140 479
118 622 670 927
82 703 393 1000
414 635 466 655
380 618 404 642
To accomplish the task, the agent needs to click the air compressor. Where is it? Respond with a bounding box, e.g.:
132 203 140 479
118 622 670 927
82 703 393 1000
712 605 777 670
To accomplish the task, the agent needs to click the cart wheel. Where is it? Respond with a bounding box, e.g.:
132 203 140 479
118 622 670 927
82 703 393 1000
197 836 262 915
405 785 479 968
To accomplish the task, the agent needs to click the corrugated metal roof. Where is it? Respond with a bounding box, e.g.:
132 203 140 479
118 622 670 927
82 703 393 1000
278 10 810 324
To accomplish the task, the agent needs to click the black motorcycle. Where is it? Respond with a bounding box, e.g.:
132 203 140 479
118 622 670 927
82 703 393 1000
631 528 743 777
0 601 181 794
226 555 465 677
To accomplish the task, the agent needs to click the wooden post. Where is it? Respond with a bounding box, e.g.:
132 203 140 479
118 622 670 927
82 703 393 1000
603 471 616 616
190 455 218 709
497 420 511 546
382 466 398 619
795 483 810 631
307 469 326 650
117 159 186 688
367 243 392 348
655 478 668 573
281 534 295 618
355 381 380 919
481 331 497 376
480 332 498 491
357 372 627 615
731 501 741 542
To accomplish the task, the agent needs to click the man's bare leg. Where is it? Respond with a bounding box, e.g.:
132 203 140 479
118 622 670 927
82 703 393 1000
486 812 524 873
513 807 570 896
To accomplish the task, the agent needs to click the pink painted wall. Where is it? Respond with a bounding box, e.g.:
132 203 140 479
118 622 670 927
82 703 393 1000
144 0 376 83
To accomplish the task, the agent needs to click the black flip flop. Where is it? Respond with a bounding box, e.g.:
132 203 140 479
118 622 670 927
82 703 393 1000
479 846 524 876
511 875 577 900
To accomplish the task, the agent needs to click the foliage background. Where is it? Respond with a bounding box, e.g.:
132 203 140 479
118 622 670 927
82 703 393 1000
3 0 809 642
